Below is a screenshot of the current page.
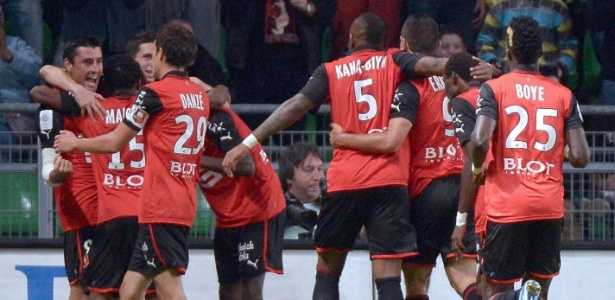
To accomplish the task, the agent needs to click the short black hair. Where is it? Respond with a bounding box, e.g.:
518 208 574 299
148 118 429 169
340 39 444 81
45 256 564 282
278 142 324 191
355 12 387 46
507 16 542 65
445 52 479 82
155 23 197 68
401 14 439 54
126 31 156 58
102 54 142 94
63 36 102 63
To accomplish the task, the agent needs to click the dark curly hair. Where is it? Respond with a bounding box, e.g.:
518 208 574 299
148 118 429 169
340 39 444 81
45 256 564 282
507 16 542 65
155 23 197 68
278 142 324 191
401 14 439 54
102 54 142 94
126 31 156 58
63 36 102 64
445 52 479 82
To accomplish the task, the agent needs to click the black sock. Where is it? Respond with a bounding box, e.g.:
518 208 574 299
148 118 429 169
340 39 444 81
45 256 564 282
375 276 403 300
463 283 482 300
312 271 340 300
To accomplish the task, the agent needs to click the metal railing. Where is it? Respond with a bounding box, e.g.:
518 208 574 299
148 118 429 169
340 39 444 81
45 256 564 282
1 103 614 248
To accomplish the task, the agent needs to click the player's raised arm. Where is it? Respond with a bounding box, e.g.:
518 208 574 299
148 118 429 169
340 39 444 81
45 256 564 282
222 94 315 176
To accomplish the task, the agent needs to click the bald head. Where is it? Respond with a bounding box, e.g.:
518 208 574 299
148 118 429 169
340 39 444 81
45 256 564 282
349 12 387 50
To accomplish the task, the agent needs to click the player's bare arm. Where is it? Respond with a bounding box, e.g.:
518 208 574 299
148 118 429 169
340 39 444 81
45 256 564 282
222 94 314 176
54 123 137 154
29 85 62 109
39 65 105 121
329 118 412 153
565 128 590 168
201 155 255 177
451 142 478 258
470 115 496 185
189 77 230 108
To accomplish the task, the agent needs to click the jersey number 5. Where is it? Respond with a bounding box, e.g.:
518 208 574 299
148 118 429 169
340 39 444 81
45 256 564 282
354 79 377 121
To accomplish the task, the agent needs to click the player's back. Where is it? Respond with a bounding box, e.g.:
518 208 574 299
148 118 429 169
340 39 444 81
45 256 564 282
480 70 574 222
408 76 464 196
137 72 211 227
78 96 143 224
323 48 408 192
200 107 286 228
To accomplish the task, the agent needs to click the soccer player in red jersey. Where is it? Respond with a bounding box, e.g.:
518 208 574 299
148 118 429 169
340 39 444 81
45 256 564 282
471 16 590 300
32 36 103 300
199 105 286 300
54 23 209 299
445 52 490 299
222 12 452 300
61 55 153 299
126 31 156 85
330 15 482 300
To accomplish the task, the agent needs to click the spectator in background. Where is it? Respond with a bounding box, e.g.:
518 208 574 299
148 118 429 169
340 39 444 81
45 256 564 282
405 0 487 55
54 0 145 65
476 0 577 84
0 4 42 162
126 30 156 85
330 0 403 60
0 0 43 59
166 19 226 87
587 0 615 105
437 26 468 58
279 142 325 240
145 0 221 60
222 0 335 130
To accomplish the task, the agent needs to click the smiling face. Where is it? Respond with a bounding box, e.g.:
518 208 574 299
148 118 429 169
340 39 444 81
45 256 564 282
64 46 103 92
437 33 466 58
133 42 155 83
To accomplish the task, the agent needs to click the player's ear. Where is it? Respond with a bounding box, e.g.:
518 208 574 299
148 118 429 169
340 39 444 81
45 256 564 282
399 36 407 51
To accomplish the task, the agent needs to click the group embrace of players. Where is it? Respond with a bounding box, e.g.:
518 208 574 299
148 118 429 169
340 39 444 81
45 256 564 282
34 11 589 300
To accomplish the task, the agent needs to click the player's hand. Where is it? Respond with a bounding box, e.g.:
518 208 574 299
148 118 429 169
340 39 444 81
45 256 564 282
72 85 105 121
207 85 231 109
472 165 487 186
54 130 78 153
451 224 467 260
470 57 494 81
329 123 345 148
53 155 73 176
222 144 250 177
473 0 487 30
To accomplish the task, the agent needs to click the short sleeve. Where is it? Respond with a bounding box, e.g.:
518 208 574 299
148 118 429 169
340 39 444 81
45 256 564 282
123 87 163 131
565 95 584 131
299 64 330 107
37 104 64 148
59 91 81 117
392 52 426 79
476 83 498 121
390 80 420 123
206 109 243 152
451 98 477 146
